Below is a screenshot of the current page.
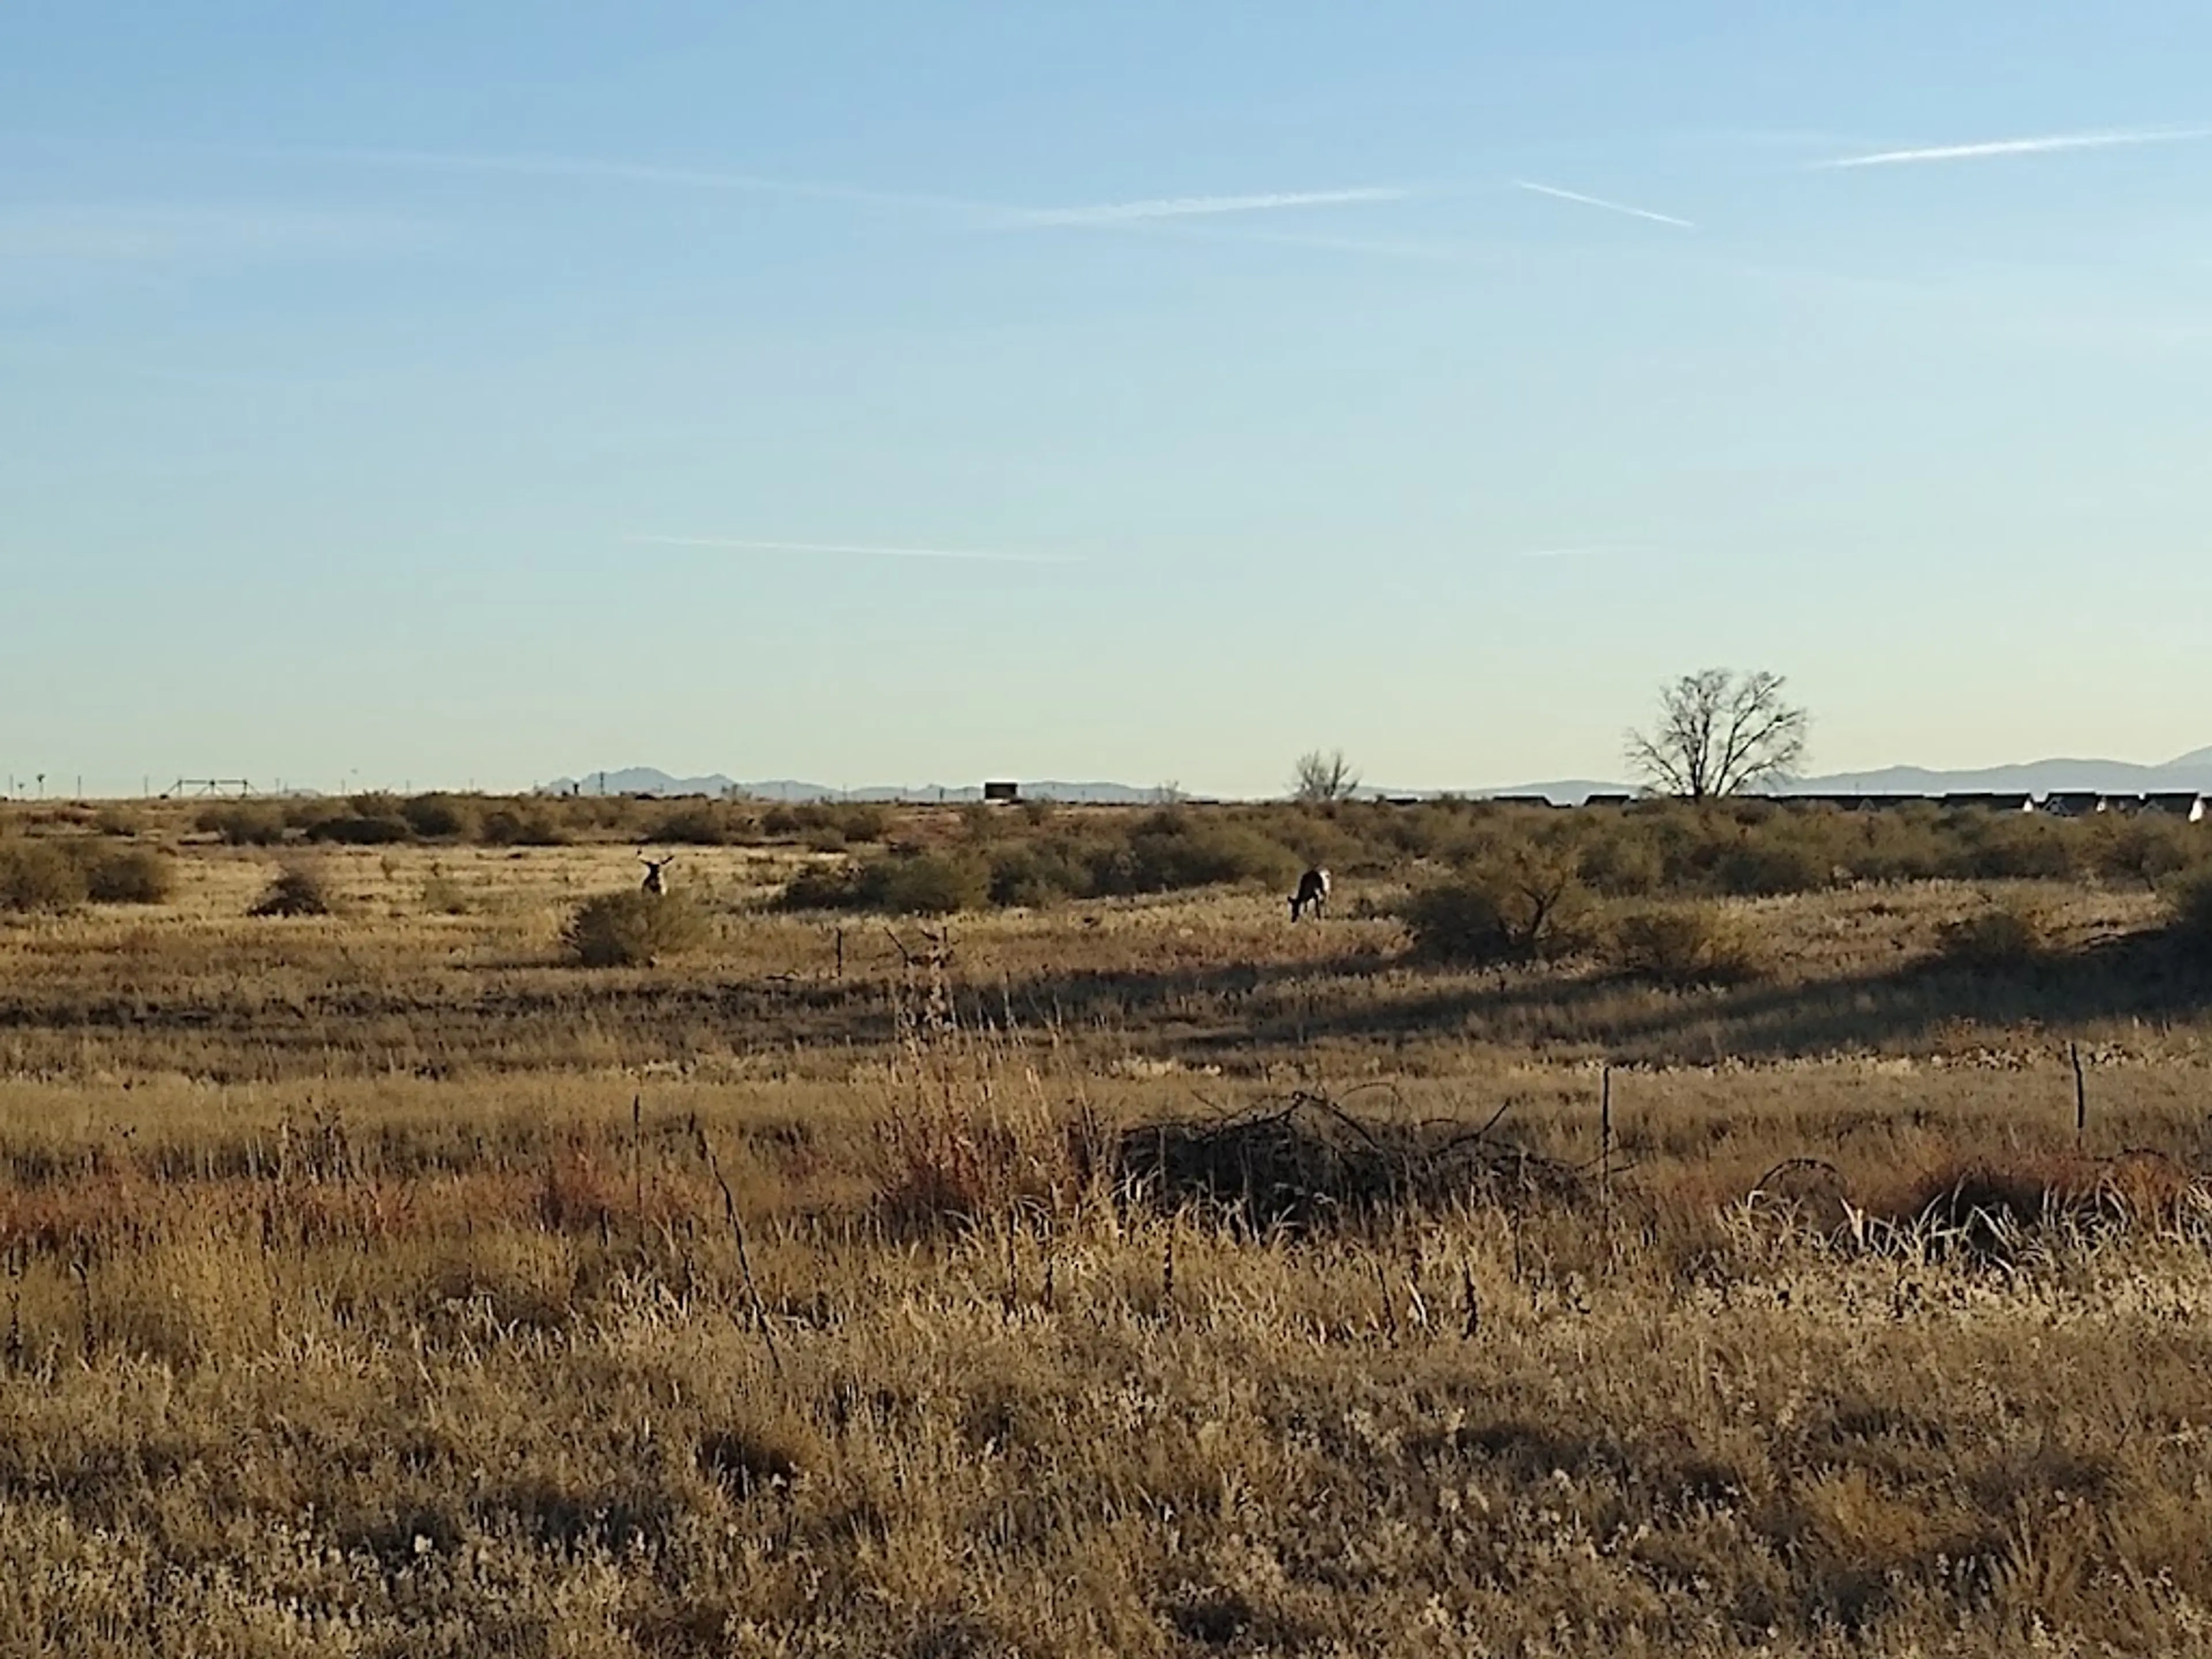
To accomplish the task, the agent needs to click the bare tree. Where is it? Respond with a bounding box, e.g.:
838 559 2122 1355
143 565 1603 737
1291 749 1361 804
1625 669 1808 801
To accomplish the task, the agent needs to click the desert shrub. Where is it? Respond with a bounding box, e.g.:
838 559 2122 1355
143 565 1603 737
1936 902 2052 971
399 794 477 839
985 842 1094 908
199 804 288 846
1405 849 1592 965
93 806 144 838
81 846 173 904
1708 832 1834 897
2093 816 2201 890
1607 903 1767 986
868 853 989 916
306 813 411 846
1095 811 1301 896
2168 872 2212 961
1575 824 1665 897
563 891 709 967
0 840 87 911
779 852 988 916
802 825 847 853
480 808 568 847
250 867 334 917
647 804 733 846
421 871 471 915
1945 814 2080 880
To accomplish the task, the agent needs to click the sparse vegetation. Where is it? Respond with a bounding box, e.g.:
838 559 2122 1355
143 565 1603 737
1607 900 1768 985
0 838 86 911
249 865 335 916
1937 899 2054 971
563 889 709 966
1405 846 1592 964
1 797 2210 1653
79 844 174 904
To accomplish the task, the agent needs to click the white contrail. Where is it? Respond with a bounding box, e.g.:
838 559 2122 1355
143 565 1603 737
624 534 1082 566
1817 128 2212 169
219 143 992 214
1512 180 1694 229
1010 186 1413 227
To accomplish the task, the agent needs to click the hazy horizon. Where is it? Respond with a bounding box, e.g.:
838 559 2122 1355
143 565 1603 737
7 5 2210 798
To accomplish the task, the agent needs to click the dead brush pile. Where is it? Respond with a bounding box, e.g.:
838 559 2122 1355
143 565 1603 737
1118 1091 1589 1232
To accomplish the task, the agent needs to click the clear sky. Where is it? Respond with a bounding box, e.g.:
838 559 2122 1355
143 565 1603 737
6 3 2210 797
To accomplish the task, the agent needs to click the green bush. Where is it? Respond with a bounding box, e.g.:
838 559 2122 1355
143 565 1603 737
480 808 568 847
399 794 477 840
1607 903 1767 986
1405 850 1591 965
649 804 734 846
82 846 173 904
779 851 989 916
2094 817 2200 890
306 814 411 846
563 891 709 967
199 804 288 846
250 867 335 918
0 841 87 912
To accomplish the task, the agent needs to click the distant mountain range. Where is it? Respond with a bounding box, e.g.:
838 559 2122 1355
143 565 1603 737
547 750 2212 808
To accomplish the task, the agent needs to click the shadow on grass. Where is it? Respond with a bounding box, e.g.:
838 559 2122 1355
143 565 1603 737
1163 928 2212 1063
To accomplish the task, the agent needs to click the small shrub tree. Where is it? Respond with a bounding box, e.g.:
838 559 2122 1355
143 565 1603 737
1406 847 1591 965
0 841 87 912
564 890 709 967
199 804 287 846
250 866 335 917
1291 749 1361 804
399 794 477 839
1607 903 1767 986
82 846 174 904
1936 902 2052 971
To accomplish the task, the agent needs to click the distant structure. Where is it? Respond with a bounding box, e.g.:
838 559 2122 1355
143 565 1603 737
160 779 255 799
983 781 1021 804
638 853 676 896
2145 792 2206 821
2041 791 2104 818
1940 793 2033 812
1290 867 1331 922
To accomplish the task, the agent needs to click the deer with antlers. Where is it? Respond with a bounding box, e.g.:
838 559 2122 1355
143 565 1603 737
638 853 677 897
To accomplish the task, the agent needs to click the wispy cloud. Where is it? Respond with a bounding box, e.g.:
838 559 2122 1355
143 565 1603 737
230 143 990 214
1007 186 1413 228
1513 180 1694 229
208 143 1414 238
625 534 1082 567
0 202 423 266
1816 128 2212 169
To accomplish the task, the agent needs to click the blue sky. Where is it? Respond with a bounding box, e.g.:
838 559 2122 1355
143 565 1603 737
5 3 2210 797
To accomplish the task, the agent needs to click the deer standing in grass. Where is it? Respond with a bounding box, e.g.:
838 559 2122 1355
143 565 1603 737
1290 866 1331 922
639 853 677 896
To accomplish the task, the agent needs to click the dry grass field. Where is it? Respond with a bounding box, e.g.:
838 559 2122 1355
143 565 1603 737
1 799 2210 1656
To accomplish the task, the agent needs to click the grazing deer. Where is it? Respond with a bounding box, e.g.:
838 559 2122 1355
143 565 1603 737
1290 866 1331 922
638 853 676 896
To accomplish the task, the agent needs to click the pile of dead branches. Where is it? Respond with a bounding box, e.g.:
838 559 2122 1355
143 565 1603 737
1117 1090 1587 1231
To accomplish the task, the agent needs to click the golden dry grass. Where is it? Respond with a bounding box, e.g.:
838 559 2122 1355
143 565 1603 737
1 815 2209 1654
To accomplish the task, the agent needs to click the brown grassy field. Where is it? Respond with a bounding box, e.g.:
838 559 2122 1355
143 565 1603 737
1 800 2209 1656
